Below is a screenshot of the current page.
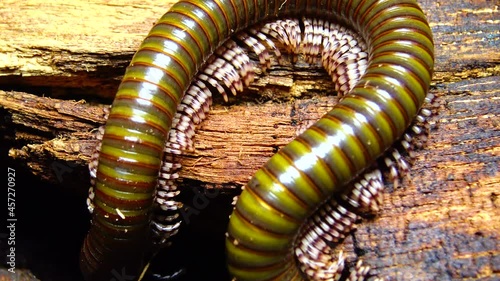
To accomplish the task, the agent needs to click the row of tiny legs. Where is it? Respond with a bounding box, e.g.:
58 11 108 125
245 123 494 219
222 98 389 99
87 17 432 280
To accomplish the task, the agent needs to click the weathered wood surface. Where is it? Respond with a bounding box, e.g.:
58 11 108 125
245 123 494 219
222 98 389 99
0 0 498 280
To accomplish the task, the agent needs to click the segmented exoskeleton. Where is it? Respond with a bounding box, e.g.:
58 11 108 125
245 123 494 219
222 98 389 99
80 0 434 280
224 1 434 280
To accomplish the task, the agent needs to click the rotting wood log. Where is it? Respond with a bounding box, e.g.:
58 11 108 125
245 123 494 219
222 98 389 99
0 0 498 280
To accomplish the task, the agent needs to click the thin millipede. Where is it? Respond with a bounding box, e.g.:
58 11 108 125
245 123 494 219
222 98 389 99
80 0 434 280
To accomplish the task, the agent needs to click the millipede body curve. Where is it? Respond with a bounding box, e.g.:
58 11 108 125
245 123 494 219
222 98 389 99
79 0 434 280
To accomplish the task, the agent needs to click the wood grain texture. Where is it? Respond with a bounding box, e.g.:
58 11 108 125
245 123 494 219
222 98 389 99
0 0 498 280
0 0 171 98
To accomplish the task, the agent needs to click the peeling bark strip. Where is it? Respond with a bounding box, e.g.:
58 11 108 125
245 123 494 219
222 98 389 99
0 0 499 280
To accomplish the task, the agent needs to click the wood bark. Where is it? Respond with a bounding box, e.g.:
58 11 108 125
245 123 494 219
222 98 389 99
0 0 498 280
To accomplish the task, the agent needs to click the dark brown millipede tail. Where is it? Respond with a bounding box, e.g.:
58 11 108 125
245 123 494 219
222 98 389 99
80 0 434 280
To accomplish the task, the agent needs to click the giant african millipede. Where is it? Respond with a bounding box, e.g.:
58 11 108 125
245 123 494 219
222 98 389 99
80 0 434 280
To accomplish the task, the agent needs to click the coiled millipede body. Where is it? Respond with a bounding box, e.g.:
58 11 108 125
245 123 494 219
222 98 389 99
80 0 434 280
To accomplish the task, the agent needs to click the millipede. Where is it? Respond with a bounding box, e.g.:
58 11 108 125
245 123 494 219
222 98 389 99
80 0 434 280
